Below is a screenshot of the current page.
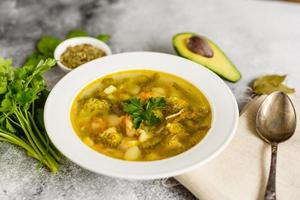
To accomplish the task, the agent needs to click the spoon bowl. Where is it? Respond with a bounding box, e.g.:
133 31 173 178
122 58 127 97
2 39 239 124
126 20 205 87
256 91 297 143
256 91 297 200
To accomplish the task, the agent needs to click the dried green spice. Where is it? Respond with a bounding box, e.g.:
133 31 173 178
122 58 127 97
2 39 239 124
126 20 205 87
60 44 106 69
24 29 111 67
252 75 295 95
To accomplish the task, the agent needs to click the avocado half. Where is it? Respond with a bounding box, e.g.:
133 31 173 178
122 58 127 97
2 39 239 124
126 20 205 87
173 33 241 82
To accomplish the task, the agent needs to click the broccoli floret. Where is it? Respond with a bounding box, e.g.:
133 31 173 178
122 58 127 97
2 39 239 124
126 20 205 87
152 109 164 120
99 127 122 147
167 97 188 112
166 122 185 135
166 122 189 141
81 98 110 114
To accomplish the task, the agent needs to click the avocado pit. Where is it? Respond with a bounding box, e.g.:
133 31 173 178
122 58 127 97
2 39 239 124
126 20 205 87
187 35 214 58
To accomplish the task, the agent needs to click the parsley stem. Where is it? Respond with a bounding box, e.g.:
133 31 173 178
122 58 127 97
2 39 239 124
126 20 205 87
0 132 53 169
0 131 38 158
14 108 42 158
18 109 59 172
5 115 22 128
28 112 61 162
31 101 35 119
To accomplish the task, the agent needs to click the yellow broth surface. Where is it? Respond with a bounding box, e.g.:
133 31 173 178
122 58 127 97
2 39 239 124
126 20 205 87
71 70 212 161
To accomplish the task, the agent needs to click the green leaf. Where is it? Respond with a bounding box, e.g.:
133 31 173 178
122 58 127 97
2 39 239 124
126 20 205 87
0 57 13 81
0 77 8 95
14 65 33 81
34 58 56 75
143 109 160 126
7 59 55 109
132 117 143 129
252 75 295 95
143 97 166 126
5 119 16 133
0 94 13 112
145 97 166 109
66 29 88 38
96 34 111 43
24 52 48 67
0 58 13 95
122 98 143 113
15 88 36 106
37 36 62 57
9 79 24 95
31 76 45 93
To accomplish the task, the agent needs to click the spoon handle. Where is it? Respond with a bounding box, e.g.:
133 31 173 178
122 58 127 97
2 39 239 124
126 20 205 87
264 143 278 200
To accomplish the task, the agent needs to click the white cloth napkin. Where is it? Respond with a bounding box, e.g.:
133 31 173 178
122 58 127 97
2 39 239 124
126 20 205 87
175 95 300 200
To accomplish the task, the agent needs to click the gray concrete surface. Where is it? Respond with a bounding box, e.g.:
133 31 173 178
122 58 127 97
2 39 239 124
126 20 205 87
1 0 300 199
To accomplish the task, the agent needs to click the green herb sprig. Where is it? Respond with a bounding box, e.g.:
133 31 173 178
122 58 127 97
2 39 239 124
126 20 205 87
122 97 166 129
0 57 61 172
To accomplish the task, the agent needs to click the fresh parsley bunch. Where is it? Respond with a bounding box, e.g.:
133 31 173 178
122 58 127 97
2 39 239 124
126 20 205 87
122 97 166 129
0 57 61 172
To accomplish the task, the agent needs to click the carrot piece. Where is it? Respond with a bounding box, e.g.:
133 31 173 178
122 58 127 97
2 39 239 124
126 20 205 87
139 91 152 100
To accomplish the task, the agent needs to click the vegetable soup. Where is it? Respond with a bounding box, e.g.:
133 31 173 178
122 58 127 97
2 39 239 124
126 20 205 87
71 70 212 161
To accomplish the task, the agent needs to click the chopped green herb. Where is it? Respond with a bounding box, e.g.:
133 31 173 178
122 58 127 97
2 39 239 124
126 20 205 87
122 97 166 129
122 98 144 128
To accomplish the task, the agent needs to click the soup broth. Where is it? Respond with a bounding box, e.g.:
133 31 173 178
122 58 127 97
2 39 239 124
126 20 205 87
71 70 212 161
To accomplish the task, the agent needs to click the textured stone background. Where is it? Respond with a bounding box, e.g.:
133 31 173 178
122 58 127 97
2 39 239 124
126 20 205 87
1 0 300 199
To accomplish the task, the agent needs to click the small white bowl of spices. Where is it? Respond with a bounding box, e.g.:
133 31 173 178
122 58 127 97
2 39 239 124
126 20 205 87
54 36 112 72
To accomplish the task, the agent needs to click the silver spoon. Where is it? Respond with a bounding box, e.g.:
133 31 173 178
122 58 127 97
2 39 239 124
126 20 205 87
256 91 297 200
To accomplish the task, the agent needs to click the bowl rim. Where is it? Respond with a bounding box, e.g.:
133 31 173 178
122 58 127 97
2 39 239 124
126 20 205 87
44 52 239 180
54 36 112 72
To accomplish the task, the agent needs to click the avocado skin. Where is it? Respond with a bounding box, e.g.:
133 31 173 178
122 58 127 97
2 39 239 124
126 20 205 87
172 32 241 83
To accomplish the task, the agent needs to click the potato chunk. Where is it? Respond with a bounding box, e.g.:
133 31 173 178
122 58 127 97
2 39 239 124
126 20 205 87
83 137 94 146
104 85 117 94
124 146 141 161
119 138 139 150
138 129 152 142
151 87 166 97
